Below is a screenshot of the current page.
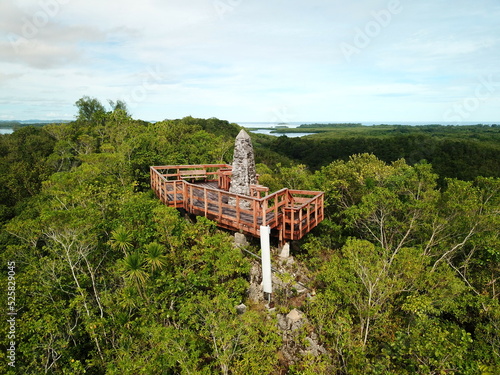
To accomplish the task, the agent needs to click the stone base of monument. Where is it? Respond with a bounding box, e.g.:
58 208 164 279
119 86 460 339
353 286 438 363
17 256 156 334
228 196 252 210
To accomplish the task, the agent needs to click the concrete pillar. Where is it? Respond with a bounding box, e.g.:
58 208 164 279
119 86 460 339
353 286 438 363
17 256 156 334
260 225 272 300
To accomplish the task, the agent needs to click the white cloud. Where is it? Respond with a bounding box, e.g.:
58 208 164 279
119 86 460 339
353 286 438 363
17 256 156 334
0 0 499 122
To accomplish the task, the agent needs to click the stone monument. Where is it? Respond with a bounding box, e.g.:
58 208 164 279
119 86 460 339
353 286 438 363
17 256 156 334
229 129 257 207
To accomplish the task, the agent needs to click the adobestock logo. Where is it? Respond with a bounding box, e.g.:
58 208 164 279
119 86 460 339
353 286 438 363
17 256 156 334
122 65 165 110
443 75 500 123
269 105 297 126
340 0 403 62
8 0 72 53
213 0 243 20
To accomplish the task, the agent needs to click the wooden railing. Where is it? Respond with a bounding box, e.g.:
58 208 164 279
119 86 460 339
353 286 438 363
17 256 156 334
150 165 324 241
152 164 232 182
283 190 325 240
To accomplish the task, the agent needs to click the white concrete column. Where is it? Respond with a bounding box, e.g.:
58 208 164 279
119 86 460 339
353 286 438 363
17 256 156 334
260 225 272 297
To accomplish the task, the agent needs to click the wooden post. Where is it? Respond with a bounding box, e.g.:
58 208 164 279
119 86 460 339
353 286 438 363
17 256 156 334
236 195 240 223
274 194 280 228
174 182 177 207
262 197 268 227
218 190 222 222
189 184 193 212
253 199 258 234
299 208 303 240
160 180 164 203
182 181 187 210
204 187 208 216
307 203 311 233
279 220 284 248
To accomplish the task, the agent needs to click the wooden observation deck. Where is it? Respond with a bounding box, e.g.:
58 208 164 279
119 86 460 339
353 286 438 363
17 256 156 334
150 164 324 242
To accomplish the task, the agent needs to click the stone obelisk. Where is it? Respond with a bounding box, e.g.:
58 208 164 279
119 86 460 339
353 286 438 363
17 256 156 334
229 130 257 205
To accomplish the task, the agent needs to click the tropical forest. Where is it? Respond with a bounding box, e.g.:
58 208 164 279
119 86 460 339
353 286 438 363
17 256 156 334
1 97 499 374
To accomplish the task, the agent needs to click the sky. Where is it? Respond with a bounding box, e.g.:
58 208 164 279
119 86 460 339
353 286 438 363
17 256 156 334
1 0 499 124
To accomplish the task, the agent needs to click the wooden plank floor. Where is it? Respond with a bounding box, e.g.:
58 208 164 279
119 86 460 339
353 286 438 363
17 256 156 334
189 182 279 227
160 180 320 238
160 180 278 235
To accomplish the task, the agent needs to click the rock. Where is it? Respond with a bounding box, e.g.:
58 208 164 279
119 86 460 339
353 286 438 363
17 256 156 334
278 310 302 331
286 309 304 330
285 257 295 266
277 308 327 364
287 308 303 323
235 303 247 315
302 337 327 356
233 233 248 247
248 263 264 302
279 242 290 258
277 314 288 331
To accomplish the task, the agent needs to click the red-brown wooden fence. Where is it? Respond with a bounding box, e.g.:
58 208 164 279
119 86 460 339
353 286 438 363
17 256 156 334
150 165 324 241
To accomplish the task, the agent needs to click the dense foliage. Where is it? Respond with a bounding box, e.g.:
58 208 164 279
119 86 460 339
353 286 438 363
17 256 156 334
267 124 500 182
0 98 499 374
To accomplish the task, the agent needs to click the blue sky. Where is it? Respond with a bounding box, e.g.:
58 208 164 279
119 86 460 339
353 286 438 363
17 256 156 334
1 0 499 123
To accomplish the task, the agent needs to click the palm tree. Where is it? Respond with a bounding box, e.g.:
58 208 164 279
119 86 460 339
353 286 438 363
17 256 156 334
144 242 169 272
109 227 133 255
119 252 149 298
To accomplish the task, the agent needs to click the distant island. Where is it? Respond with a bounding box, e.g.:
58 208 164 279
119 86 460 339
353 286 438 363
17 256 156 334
0 120 70 129
297 123 363 128
265 122 499 135
270 123 363 134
